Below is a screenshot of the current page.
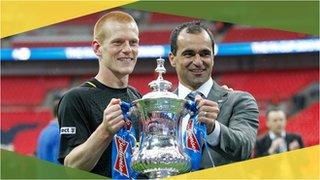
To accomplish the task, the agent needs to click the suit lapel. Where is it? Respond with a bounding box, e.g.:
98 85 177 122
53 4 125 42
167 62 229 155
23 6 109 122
207 81 228 108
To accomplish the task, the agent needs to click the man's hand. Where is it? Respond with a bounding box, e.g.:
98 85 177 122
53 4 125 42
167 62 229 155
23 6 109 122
102 98 125 135
289 140 300 150
195 96 219 134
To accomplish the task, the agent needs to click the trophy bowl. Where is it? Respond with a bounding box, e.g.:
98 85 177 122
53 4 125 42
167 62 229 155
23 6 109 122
131 97 191 178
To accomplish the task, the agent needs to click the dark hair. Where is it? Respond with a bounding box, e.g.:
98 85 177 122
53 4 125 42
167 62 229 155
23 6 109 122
52 92 63 117
266 106 285 118
170 21 215 55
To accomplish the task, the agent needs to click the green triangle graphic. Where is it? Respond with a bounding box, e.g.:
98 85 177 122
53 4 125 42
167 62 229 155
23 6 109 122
125 1 319 35
1 149 106 179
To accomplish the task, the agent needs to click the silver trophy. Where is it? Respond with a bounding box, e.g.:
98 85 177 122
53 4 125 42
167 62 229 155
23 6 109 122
126 57 196 178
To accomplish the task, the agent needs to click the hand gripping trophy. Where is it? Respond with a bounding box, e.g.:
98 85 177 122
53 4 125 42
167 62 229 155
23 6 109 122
112 57 207 179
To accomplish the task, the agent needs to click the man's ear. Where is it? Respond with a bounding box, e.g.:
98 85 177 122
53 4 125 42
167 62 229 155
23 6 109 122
92 40 102 58
168 52 176 67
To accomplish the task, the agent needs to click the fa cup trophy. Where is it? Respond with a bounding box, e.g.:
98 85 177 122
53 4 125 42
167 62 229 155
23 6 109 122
112 57 205 179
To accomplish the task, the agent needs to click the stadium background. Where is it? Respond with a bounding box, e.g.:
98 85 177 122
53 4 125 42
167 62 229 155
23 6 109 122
1 8 319 158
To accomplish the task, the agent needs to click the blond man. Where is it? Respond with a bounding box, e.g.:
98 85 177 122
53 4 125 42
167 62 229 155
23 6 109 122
58 11 141 177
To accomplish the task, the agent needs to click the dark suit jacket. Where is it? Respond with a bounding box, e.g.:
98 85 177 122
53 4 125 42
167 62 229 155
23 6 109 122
255 133 304 157
199 80 259 168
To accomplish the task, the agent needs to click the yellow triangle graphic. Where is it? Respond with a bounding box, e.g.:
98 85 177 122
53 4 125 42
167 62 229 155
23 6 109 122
1 0 138 38
169 145 319 179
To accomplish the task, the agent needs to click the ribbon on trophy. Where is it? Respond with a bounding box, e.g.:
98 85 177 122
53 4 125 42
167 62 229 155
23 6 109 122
184 99 207 171
111 102 137 179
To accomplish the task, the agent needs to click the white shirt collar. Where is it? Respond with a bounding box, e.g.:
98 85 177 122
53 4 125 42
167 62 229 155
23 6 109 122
178 78 213 99
269 131 286 140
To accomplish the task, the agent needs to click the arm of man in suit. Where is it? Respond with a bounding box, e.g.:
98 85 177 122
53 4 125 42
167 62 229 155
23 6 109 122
212 92 259 161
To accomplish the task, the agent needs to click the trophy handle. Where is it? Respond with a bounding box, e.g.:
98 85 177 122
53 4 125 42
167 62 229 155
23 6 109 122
185 100 206 135
120 101 137 152
120 101 132 121
184 99 208 171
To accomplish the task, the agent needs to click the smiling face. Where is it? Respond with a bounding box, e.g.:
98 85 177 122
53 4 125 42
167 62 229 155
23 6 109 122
94 20 139 77
169 28 214 90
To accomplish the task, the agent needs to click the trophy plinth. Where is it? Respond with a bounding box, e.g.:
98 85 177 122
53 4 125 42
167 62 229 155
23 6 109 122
131 57 191 178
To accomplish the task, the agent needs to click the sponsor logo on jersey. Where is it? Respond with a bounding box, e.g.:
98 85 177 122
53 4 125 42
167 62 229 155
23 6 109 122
60 127 76 134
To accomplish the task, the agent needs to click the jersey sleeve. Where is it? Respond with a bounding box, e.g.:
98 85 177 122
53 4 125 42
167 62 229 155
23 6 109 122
57 90 90 164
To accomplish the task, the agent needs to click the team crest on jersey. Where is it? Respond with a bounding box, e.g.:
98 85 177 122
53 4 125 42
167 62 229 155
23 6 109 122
186 120 200 152
114 135 129 177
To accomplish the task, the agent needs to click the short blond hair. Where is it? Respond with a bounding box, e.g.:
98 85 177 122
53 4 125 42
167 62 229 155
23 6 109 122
93 11 137 43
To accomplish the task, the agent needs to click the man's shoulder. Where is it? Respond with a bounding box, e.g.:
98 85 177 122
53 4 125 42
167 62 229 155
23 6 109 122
286 132 302 139
62 87 84 100
127 85 142 99
209 81 258 109
59 83 95 106
221 89 258 110
212 81 256 101
229 90 256 101
64 81 97 97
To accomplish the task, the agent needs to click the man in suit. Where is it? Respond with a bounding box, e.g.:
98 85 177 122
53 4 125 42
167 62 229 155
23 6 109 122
255 107 304 157
168 21 259 168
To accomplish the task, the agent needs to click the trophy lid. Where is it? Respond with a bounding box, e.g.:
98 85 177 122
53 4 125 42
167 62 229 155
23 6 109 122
142 57 178 99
